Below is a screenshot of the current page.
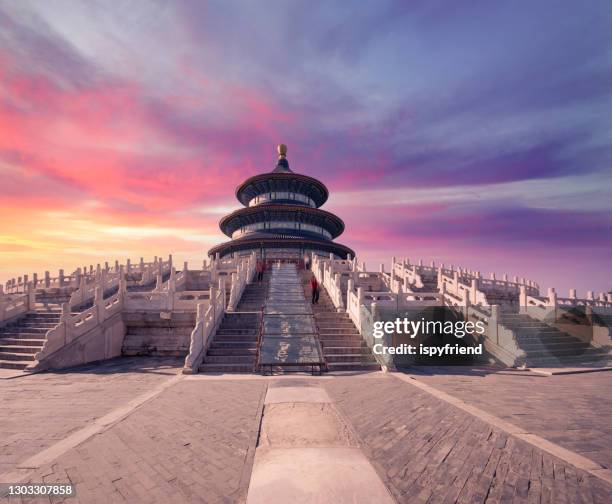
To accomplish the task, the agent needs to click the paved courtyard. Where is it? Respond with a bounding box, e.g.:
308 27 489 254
0 359 610 503
403 366 612 469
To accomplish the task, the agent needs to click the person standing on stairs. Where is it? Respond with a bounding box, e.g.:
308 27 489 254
303 253 311 270
310 274 319 304
256 260 264 283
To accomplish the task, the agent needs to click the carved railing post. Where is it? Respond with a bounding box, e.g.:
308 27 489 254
27 282 35 311
471 278 478 304
519 285 527 308
490 304 500 345
94 286 104 322
209 285 217 323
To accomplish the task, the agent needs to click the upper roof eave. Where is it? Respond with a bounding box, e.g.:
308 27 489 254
235 172 329 207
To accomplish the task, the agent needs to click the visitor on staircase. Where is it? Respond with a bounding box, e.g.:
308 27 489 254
310 274 319 304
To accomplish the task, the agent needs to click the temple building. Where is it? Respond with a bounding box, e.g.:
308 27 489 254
208 144 354 261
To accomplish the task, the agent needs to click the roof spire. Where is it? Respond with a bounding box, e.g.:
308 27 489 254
273 143 292 173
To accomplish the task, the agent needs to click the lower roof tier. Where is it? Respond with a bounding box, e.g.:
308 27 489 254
219 204 345 238
208 236 354 259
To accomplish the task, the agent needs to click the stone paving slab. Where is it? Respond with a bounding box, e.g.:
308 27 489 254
0 357 182 475
2 378 266 504
265 386 332 404
247 448 395 504
324 373 612 504
404 366 612 469
248 381 393 504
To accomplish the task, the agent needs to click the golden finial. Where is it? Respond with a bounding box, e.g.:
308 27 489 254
277 144 287 159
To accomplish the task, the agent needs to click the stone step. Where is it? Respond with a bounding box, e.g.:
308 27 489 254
12 322 58 328
316 320 355 325
238 305 265 311
0 359 30 370
325 354 377 363
521 347 609 358
207 348 256 356
121 337 191 349
210 341 259 349
204 355 254 364
518 340 594 349
324 346 373 355
219 322 260 329
223 313 261 320
501 322 554 329
199 363 254 373
0 351 36 361
314 312 353 324
122 348 187 357
506 325 563 331
516 335 582 343
318 330 361 337
526 356 612 367
216 329 258 336
214 333 258 340
0 345 39 354
124 327 193 337
0 337 45 346
320 339 367 347
327 362 380 372
316 328 360 335
1 326 49 334
0 331 50 339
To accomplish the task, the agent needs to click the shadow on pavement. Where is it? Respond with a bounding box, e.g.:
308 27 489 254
41 356 184 376
400 364 547 378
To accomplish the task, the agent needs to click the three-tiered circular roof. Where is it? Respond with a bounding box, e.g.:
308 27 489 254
209 144 354 259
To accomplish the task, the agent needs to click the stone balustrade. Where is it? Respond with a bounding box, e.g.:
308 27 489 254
30 286 124 370
0 291 30 324
68 269 121 309
4 255 174 294
183 278 227 373
227 252 256 311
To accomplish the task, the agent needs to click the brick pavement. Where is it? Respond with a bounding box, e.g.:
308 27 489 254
404 367 612 469
1 362 611 503
0 357 183 475
324 374 612 504
2 378 266 503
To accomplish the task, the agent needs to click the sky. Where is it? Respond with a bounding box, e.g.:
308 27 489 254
0 0 611 295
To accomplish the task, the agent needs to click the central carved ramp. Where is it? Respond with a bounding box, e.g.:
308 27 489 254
257 263 324 374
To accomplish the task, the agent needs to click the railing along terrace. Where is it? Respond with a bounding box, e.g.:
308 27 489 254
4 255 175 294
521 287 612 322
393 257 540 294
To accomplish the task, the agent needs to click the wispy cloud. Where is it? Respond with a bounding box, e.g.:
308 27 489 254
0 1 611 293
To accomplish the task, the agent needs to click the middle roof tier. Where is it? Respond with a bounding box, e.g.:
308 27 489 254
219 204 345 240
